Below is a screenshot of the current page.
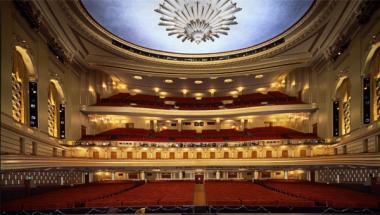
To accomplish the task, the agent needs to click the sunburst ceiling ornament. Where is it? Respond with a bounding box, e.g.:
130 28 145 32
155 0 242 44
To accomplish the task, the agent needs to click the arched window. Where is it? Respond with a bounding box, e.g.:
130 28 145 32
11 51 26 123
371 50 380 120
335 77 351 135
47 80 65 138
48 82 58 137
12 46 37 126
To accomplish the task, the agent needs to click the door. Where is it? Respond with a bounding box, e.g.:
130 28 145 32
195 174 204 184
111 151 117 159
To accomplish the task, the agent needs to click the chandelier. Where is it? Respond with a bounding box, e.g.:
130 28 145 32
155 0 242 44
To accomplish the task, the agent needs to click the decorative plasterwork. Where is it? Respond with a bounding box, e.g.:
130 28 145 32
57 0 335 67
14 0 73 65
155 0 241 44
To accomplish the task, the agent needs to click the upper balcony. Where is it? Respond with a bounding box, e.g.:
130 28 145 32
82 91 317 118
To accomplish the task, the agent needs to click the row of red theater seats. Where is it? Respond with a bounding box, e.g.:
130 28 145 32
2 182 138 211
263 180 380 208
85 181 194 208
96 91 302 110
81 127 318 142
205 181 314 207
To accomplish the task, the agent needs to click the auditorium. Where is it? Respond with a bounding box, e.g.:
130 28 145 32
1 0 380 214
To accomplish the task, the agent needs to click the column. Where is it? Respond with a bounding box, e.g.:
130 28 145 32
254 171 259 180
140 171 145 180
307 171 311 181
177 119 182 132
284 170 288 180
89 172 94 183
240 119 245 131
179 171 183 180
336 174 340 184
153 120 158 132
216 118 221 132
111 172 115 181
216 170 220 180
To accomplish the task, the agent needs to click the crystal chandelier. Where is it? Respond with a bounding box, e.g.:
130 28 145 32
155 0 242 44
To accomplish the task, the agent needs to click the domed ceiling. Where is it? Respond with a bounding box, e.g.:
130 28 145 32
81 0 314 54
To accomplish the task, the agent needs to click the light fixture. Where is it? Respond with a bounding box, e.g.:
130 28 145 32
291 81 296 87
208 88 216 96
210 77 218 80
237 86 244 92
88 86 94 92
133 75 143 80
102 83 107 88
229 91 238 98
255 74 264 79
194 93 203 100
181 89 189 96
155 0 242 44
179 77 187 80
164 79 173 84
224 78 233 83
117 84 127 90
159 91 168 98
194 80 203 84
256 87 266 92
132 89 142 93
153 87 160 93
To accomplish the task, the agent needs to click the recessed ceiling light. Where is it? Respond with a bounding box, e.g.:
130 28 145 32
210 77 218 80
237 87 244 92
133 75 143 80
179 77 187 80
164 79 174 84
194 80 203 84
255 74 264 79
224 79 233 83
132 89 142 93
229 91 238 95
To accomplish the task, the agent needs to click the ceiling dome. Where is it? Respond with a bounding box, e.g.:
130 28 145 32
81 0 314 54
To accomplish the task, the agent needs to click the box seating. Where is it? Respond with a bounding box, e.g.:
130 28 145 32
264 180 380 208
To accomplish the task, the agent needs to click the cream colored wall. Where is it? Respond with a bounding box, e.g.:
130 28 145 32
69 144 332 159
1 2 87 156
312 9 380 139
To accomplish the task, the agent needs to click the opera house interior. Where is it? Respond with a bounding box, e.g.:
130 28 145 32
1 0 380 214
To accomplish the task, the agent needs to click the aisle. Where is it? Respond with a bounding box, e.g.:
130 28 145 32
193 184 206 206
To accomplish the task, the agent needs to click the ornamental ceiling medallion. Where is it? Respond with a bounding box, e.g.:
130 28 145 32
155 0 242 44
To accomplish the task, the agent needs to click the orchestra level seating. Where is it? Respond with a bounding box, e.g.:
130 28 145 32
262 180 380 208
2 180 379 211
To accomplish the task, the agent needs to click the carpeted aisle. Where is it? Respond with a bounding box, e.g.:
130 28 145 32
193 184 206 206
